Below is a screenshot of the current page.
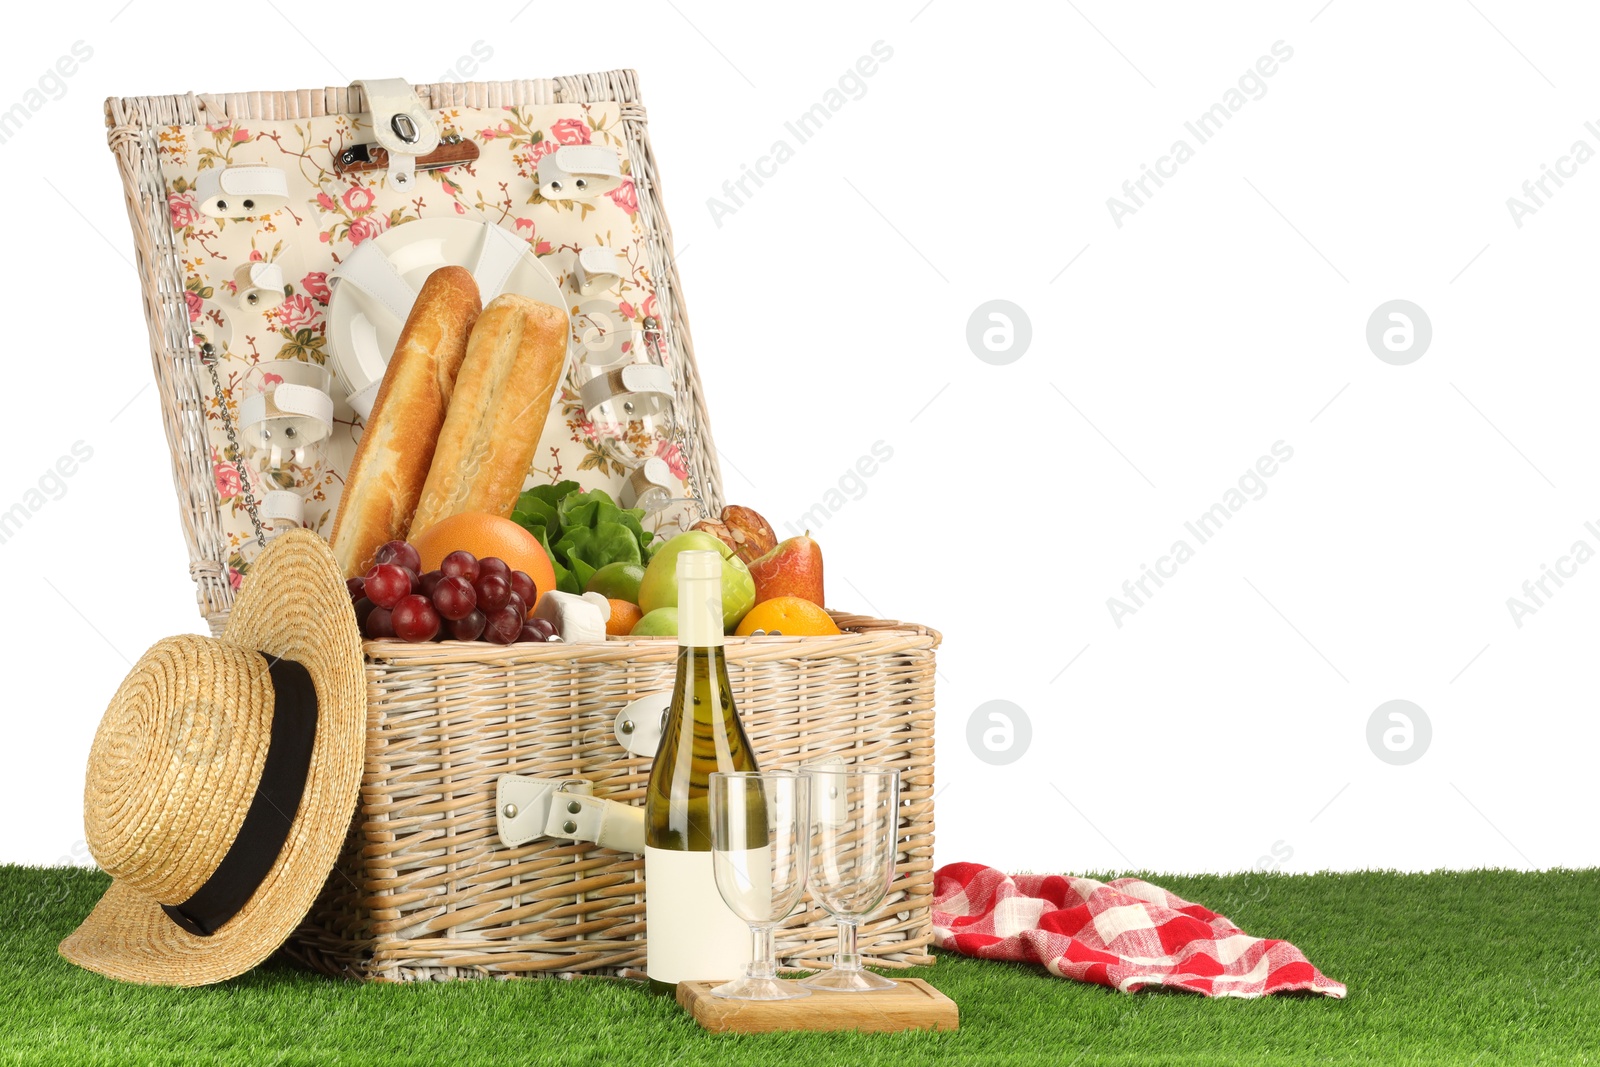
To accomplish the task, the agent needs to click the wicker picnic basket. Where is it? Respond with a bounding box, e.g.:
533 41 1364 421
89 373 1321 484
105 71 939 980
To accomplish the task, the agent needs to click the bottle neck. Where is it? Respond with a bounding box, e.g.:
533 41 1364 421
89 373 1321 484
678 574 724 648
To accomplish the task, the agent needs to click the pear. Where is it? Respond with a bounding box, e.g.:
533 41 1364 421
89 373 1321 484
749 533 824 608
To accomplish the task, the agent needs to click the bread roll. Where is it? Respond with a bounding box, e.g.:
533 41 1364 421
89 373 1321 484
411 294 567 532
329 266 482 578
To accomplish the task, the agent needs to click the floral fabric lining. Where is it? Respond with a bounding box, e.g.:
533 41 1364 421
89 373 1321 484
156 102 691 583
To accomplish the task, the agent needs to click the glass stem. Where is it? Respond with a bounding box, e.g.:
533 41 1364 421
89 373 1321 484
836 918 862 973
747 923 777 981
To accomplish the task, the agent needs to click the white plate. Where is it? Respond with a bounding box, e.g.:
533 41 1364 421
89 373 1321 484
327 217 567 415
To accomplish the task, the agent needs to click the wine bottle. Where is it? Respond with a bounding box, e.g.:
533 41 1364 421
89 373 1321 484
644 549 760 992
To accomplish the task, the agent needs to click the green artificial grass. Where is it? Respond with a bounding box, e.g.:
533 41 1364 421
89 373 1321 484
1 866 1596 1066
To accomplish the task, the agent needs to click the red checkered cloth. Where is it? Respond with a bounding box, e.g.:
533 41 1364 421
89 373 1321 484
932 863 1346 998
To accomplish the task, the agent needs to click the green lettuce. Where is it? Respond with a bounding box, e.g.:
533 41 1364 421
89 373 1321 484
511 483 656 596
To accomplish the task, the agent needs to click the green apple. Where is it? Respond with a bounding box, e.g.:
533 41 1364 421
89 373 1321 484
630 606 679 637
638 530 757 632
585 562 646 604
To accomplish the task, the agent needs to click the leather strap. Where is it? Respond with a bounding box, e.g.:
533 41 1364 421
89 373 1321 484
234 261 285 311
346 380 382 421
578 363 674 422
575 246 624 294
546 792 645 854
537 145 623 200
618 458 677 513
328 239 418 325
612 692 670 758
470 221 528 303
161 655 318 937
195 165 291 218
496 775 645 854
351 78 438 192
260 490 304 527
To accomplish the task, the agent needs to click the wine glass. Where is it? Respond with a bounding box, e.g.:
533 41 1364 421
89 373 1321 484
709 770 812 1001
802 765 901 992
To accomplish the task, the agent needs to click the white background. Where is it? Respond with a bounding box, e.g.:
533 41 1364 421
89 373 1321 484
3 0 1594 875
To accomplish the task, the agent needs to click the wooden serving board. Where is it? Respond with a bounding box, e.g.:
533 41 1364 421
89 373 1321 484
677 978 958 1034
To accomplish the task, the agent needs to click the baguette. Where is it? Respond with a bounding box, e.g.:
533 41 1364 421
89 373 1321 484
411 293 567 532
329 266 482 578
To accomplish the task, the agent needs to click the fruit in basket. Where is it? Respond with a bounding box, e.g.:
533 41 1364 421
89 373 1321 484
692 505 778 566
606 599 643 636
412 512 557 607
440 550 480 583
475 573 512 614
392 594 442 642
509 570 537 609
638 531 756 631
346 576 365 602
586 562 646 604
734 596 840 637
483 603 524 644
631 606 678 637
419 569 444 598
375 539 423 574
749 534 825 608
364 605 395 639
521 617 557 642
363 564 413 610
432 576 477 621
449 609 487 641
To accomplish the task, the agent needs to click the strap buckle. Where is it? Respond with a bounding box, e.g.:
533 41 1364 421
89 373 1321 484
350 78 440 192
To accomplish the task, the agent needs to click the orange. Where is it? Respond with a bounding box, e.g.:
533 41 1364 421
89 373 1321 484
734 596 841 637
606 599 643 636
410 512 557 609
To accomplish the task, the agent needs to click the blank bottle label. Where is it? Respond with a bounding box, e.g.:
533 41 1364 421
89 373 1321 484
645 846 749 984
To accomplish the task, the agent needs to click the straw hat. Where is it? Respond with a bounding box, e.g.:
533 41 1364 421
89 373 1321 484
59 529 365 986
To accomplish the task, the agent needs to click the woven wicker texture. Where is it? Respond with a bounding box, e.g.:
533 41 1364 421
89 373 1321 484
286 613 939 981
104 72 724 632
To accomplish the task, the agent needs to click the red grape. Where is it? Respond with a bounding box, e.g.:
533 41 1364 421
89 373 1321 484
504 592 526 620
483 604 523 644
432 575 477 620
509 570 536 609
363 564 411 609
375 539 422 573
401 566 421 594
524 617 556 641
419 569 444 598
478 557 511 582
448 609 486 641
364 606 395 639
441 550 479 583
391 594 441 642
346 576 365 602
353 597 375 630
475 574 511 614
